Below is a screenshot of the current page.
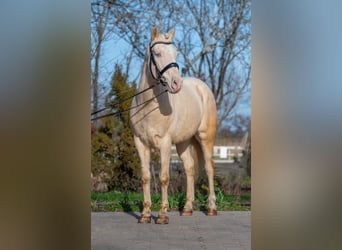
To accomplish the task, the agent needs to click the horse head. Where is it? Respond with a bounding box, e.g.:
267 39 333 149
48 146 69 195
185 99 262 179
149 26 182 94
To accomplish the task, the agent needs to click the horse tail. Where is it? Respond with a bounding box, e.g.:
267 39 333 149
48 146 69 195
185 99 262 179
189 137 205 183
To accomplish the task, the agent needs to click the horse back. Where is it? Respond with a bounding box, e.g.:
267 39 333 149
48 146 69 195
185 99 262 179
181 77 216 114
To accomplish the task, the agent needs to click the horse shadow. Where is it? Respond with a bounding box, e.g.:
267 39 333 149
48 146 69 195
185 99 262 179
119 198 157 222
124 211 158 222
124 211 140 220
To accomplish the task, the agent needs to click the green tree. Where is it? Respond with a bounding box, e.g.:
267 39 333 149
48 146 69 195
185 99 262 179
91 65 141 192
106 65 140 191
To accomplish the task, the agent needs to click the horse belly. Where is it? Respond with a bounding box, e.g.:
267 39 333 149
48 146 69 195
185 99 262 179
171 95 202 144
172 124 200 144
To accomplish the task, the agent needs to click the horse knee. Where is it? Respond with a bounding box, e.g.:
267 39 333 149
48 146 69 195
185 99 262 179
142 176 150 184
141 169 150 184
159 174 169 186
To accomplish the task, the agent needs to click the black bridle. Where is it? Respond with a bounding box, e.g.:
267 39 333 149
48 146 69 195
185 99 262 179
149 41 179 85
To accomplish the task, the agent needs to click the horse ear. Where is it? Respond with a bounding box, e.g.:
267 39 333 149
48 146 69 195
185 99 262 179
168 28 175 40
151 26 159 41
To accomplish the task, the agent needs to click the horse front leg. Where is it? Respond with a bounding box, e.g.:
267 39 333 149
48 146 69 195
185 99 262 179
134 136 152 223
156 139 171 224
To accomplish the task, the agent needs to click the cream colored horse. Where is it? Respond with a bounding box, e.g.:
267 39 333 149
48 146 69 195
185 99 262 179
130 27 217 224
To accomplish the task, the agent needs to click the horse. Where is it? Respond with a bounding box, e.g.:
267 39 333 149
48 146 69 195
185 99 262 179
130 27 217 224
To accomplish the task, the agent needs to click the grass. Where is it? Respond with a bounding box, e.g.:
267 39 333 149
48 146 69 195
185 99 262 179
91 190 250 212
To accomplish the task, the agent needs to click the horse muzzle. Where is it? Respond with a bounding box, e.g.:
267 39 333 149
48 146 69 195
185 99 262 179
167 78 182 94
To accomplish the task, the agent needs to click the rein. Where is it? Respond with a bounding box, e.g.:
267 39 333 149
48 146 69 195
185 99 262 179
91 83 156 116
149 41 179 85
91 89 168 121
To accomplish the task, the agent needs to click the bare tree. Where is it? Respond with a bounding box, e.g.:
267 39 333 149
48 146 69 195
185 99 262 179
91 0 116 114
96 0 251 129
176 0 251 127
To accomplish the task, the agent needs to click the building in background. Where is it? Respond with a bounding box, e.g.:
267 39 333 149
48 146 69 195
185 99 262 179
170 132 248 163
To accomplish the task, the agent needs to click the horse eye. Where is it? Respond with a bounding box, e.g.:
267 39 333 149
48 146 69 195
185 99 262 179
154 51 161 57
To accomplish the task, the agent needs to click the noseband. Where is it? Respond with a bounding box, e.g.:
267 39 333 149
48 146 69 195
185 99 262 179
149 41 179 85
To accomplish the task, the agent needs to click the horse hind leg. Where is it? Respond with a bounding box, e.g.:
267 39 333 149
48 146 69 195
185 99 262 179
196 134 217 216
176 140 196 216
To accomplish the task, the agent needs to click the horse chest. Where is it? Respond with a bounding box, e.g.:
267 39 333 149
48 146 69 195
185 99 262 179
134 113 170 148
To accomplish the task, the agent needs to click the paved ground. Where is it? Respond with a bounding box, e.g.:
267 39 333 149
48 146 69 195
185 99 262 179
92 211 251 250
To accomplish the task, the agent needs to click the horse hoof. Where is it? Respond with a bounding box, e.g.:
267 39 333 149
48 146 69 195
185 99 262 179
181 209 193 216
207 208 217 216
156 215 169 224
138 215 151 223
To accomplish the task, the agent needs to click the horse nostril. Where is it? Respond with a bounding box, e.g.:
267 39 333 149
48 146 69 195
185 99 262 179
172 79 181 90
172 81 177 89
